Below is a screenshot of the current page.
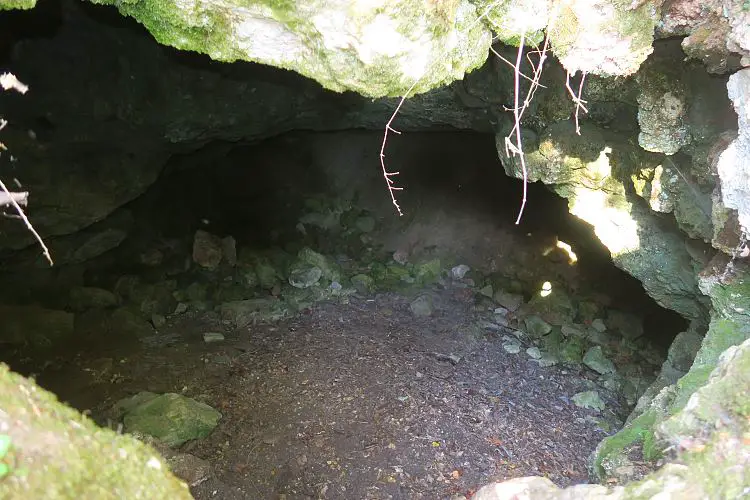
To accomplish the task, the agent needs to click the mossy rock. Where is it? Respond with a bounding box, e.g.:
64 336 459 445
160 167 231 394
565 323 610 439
0 364 191 498
87 0 491 98
0 0 37 9
122 393 222 448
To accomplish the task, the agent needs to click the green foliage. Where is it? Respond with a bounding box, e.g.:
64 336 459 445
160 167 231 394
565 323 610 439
0 434 11 478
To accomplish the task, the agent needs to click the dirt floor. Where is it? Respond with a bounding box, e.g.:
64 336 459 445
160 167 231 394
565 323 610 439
5 280 628 500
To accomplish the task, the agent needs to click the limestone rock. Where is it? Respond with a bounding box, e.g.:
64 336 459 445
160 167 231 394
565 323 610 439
493 290 523 312
296 247 340 282
666 326 703 372
414 258 442 285
451 264 471 280
0 366 191 498
137 281 178 318
0 305 74 346
122 392 222 447
192 230 223 270
526 346 542 359
583 346 616 375
559 337 586 364
350 273 375 294
526 286 576 326
605 310 644 341
69 286 118 311
289 265 323 289
220 298 289 327
636 65 691 155
472 476 619 499
591 319 607 333
221 236 237 267
502 336 522 354
164 452 212 487
202 332 224 343
572 391 605 411
110 308 155 338
410 294 433 317
716 68 750 233
659 0 750 72
91 0 492 98
523 315 552 338
547 0 658 76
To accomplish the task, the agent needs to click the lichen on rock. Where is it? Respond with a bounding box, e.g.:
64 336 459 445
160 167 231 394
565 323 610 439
547 0 659 76
0 364 191 498
88 0 492 98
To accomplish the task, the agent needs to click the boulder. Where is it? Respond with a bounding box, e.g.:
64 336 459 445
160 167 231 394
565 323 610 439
0 305 74 346
0 365 191 498
121 392 222 448
192 230 223 270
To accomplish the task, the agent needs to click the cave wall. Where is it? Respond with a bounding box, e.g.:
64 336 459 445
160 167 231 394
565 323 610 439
1 0 750 497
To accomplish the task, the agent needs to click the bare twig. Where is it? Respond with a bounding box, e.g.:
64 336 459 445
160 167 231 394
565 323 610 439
379 0 504 215
0 73 53 265
489 45 547 88
379 90 412 216
510 35 529 224
0 178 52 265
565 71 589 135
498 32 551 225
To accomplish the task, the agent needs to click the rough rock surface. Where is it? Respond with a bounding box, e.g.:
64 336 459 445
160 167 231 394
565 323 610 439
716 68 750 235
119 392 222 447
497 120 710 321
0 0 516 255
659 0 750 72
89 0 492 98
475 336 750 498
548 0 658 76
590 263 750 485
0 364 191 498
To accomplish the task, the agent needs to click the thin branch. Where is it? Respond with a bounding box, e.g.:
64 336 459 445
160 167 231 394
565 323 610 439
510 35 529 224
489 46 547 88
0 178 53 266
379 0 505 216
565 71 589 135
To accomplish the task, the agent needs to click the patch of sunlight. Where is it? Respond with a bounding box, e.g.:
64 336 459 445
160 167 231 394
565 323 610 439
556 240 578 264
589 146 613 185
569 187 640 256
540 281 552 297
647 164 667 211
542 239 578 265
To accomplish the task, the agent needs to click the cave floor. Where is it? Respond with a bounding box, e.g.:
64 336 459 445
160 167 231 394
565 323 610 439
13 284 623 499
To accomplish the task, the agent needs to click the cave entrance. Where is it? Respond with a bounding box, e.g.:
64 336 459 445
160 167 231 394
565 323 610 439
2 128 688 496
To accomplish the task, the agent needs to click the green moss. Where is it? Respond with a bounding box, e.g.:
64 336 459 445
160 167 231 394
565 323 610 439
0 0 36 9
90 0 239 61
549 0 657 75
0 364 190 498
89 0 491 97
592 410 656 478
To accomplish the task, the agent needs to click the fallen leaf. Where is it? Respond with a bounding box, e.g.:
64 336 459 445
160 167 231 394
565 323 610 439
487 436 503 446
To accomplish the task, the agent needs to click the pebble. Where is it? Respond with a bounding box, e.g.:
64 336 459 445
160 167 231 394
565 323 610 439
203 332 225 343
451 264 471 279
526 347 542 359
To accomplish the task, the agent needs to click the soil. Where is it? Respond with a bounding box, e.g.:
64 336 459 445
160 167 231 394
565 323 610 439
6 282 626 500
